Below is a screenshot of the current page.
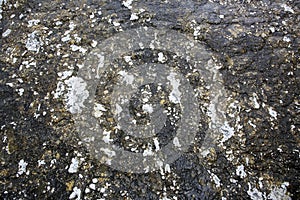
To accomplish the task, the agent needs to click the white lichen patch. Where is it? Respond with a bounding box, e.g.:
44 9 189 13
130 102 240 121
220 122 235 144
2 28 11 37
189 20 201 38
102 130 113 144
122 0 133 9
173 137 181 148
212 175 221 188
268 107 277 119
0 0 8 20
68 157 79 173
200 149 210 157
55 21 63 26
130 13 139 21
247 183 265 200
161 195 171 200
165 164 171 173
280 4 294 13
69 21 76 30
37 160 45 167
91 40 98 48
89 183 96 190
113 21 121 27
124 55 133 65
118 70 134 85
269 27 275 33
283 36 291 43
158 52 167 63
17 88 24 96
92 178 98 183
250 93 260 109
50 159 56 167
95 54 105 78
61 35 71 42
54 81 65 99
28 19 40 27
64 77 89 114
17 159 28 176
57 70 73 80
142 104 153 114
6 82 14 87
268 182 291 200
100 148 116 157
69 187 81 200
167 72 181 104
70 44 87 54
156 159 164 170
208 170 221 188
153 137 160 151
143 145 154 156
236 164 247 178
115 103 123 116
26 31 43 52
93 103 106 118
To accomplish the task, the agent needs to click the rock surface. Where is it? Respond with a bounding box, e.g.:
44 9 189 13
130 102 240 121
0 0 299 199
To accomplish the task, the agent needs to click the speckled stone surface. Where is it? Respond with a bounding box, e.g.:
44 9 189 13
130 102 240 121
0 0 299 199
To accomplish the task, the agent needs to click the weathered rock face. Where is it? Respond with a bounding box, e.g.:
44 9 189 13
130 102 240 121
0 0 299 199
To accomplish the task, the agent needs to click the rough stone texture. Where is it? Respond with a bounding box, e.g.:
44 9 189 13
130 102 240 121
0 0 299 199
